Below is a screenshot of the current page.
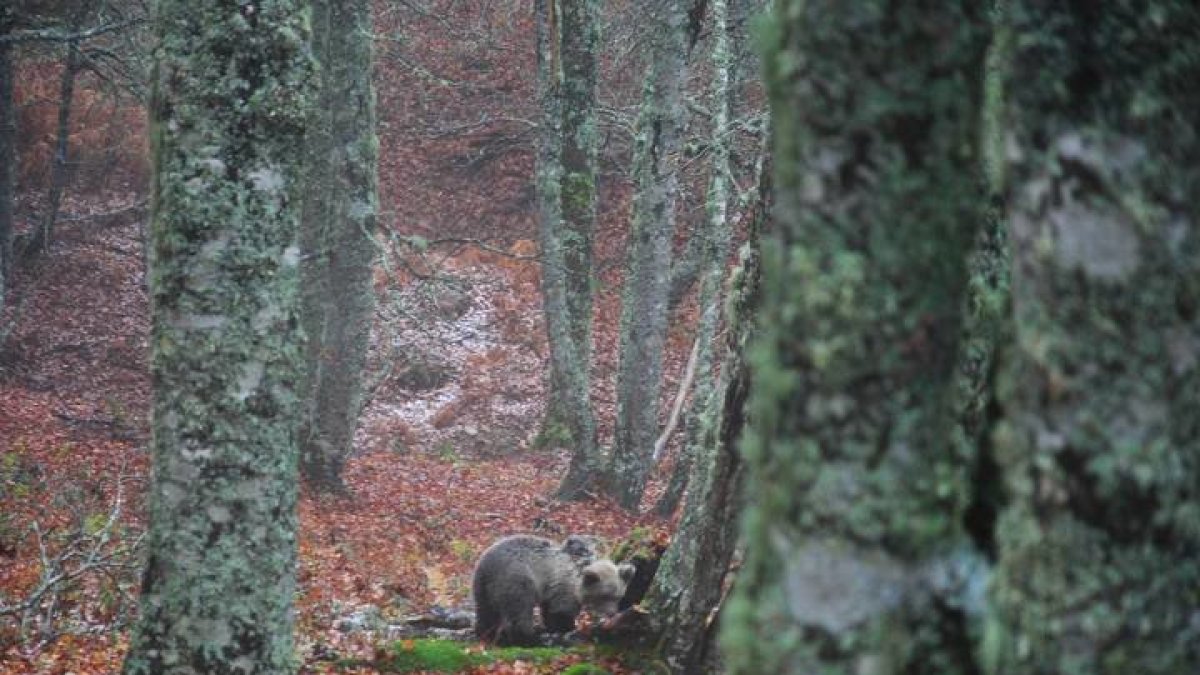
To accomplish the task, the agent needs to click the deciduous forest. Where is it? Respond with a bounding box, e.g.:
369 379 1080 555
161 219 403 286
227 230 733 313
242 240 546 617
0 1 1196 674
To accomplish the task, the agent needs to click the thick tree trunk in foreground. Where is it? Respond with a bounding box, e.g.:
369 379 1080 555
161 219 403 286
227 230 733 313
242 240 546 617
297 0 379 493
721 2 990 673
541 0 604 500
121 2 312 673
985 2 1200 671
606 0 695 511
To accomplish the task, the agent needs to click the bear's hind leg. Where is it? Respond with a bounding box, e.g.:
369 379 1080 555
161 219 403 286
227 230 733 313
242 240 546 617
492 574 538 646
474 601 502 642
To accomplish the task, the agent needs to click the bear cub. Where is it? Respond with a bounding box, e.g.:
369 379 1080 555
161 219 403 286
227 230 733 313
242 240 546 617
472 534 634 645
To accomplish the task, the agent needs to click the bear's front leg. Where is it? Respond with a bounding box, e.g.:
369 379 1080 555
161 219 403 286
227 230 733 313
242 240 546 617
542 606 577 634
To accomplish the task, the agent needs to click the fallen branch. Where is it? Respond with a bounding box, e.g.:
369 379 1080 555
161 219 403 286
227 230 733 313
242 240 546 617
654 329 702 463
0 468 144 654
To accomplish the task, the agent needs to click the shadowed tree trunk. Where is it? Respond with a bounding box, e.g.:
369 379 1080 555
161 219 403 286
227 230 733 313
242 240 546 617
985 1 1200 671
605 0 700 511
638 240 755 673
720 1 991 672
601 163 764 675
634 11 765 659
0 7 14 313
121 1 313 672
540 0 604 500
25 3 92 259
297 0 379 493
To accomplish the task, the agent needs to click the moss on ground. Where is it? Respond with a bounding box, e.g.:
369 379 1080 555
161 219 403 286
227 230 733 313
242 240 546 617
343 638 618 674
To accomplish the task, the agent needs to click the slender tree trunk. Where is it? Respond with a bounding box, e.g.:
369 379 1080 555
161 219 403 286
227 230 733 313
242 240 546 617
985 2 1200 671
121 2 313 672
638 22 764 663
558 0 599 374
955 0 1012 556
654 0 740 519
720 2 990 673
296 0 379 493
0 7 14 312
643 246 753 673
543 0 604 500
606 0 697 510
26 7 88 258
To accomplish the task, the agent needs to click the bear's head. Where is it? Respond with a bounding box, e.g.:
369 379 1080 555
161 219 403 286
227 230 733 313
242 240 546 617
579 559 636 619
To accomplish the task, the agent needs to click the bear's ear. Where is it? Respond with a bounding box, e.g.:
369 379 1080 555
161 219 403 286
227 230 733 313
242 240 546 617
617 563 636 584
582 568 602 587
562 535 598 562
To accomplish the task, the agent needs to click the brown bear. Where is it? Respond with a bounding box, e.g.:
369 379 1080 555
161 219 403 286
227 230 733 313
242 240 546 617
472 534 634 645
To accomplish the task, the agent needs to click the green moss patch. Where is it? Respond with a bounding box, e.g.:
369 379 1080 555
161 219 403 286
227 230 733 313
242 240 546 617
358 638 576 673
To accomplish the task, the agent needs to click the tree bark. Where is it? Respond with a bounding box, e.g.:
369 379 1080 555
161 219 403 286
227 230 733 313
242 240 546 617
639 13 762 659
654 0 740 519
0 6 14 312
606 0 697 511
296 0 379 493
25 3 89 259
985 2 1200 671
720 2 990 673
540 0 604 500
121 1 313 672
558 0 599 374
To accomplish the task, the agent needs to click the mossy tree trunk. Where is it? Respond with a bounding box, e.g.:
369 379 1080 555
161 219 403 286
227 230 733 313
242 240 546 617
121 2 312 673
954 0 1012 558
605 0 699 511
296 0 379 493
984 2 1200 672
654 0 741 518
641 243 755 674
638 11 763 659
540 0 604 500
720 2 991 673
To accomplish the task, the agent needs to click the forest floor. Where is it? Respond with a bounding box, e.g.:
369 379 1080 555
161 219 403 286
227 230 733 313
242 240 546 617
0 192 691 674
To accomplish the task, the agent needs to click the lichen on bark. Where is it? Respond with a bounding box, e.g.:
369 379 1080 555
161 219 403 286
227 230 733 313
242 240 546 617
606 0 693 511
296 0 379 493
122 2 313 673
985 2 1200 672
721 1 991 672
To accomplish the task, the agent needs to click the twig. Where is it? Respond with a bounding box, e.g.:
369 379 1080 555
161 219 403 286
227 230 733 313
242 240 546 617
654 328 703 463
0 18 145 45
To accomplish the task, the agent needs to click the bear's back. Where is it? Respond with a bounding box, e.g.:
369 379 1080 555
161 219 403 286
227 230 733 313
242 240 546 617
474 535 577 593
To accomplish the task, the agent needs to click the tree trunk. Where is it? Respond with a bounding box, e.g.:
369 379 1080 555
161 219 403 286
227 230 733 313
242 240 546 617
558 0 599 377
642 260 752 672
654 0 740 519
639 12 762 659
540 0 604 500
121 2 312 672
0 6 14 312
955 0 1012 557
985 2 1200 671
26 6 88 259
297 0 379 493
606 0 696 511
720 2 990 673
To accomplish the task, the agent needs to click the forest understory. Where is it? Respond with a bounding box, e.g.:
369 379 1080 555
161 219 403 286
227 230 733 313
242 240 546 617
0 189 686 673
